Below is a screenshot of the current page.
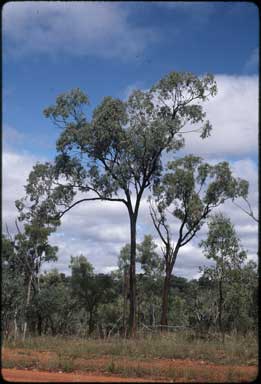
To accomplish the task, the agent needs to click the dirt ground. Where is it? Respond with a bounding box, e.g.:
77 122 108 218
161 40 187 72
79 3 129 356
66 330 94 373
1 348 258 382
1 368 159 382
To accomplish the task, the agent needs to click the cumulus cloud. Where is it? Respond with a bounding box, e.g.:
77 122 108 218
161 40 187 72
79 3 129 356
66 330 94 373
2 151 41 233
181 75 258 158
3 2 155 59
125 75 258 161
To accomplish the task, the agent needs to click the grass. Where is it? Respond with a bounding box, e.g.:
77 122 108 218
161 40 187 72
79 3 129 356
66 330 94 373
2 331 258 381
3 331 257 365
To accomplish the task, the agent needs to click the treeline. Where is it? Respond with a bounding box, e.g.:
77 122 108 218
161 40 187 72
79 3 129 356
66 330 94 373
2 232 257 340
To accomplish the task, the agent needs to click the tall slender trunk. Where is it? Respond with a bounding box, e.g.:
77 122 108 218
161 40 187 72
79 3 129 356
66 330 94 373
14 308 18 341
37 313 42 336
160 266 171 327
123 267 128 337
128 213 137 337
88 310 95 336
23 274 33 341
219 277 224 342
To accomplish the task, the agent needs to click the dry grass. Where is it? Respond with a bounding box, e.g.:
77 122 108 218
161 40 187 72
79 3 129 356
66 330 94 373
4 331 257 366
2 331 258 382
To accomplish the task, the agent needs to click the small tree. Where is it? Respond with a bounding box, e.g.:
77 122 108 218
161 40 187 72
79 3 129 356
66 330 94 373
70 255 115 335
11 197 59 339
29 269 73 336
136 235 163 328
199 213 247 341
137 235 163 278
1 234 25 340
23 72 217 335
149 155 248 326
117 244 130 336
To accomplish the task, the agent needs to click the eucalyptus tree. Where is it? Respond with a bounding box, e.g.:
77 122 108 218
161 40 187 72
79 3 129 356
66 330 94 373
137 234 163 277
70 255 115 335
136 235 164 327
11 197 59 339
118 236 163 330
199 213 247 340
149 155 248 326
117 244 131 335
2 234 25 340
23 71 217 335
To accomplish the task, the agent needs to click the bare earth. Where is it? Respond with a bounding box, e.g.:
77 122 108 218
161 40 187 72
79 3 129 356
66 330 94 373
1 348 258 382
1 368 158 382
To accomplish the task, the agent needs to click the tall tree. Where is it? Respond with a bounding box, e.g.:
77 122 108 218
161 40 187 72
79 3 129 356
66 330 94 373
149 155 248 326
23 72 217 335
199 213 247 341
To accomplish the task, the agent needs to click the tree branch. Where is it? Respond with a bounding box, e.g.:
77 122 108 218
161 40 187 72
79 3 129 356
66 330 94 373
233 200 258 223
58 196 127 219
149 202 168 247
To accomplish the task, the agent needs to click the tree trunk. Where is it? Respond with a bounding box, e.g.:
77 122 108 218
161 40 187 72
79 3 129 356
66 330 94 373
160 267 171 327
128 214 137 337
123 267 128 337
219 278 224 342
88 310 95 336
37 313 42 336
14 308 18 341
23 274 33 341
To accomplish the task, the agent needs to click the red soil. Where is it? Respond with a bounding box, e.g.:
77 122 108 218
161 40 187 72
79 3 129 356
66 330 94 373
1 368 158 382
1 347 258 382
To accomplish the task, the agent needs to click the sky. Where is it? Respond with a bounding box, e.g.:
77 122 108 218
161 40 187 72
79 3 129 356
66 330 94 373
2 1 259 279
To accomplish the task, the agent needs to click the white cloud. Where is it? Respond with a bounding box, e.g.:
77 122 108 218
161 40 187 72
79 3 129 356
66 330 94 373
181 75 258 158
2 151 39 229
3 2 155 59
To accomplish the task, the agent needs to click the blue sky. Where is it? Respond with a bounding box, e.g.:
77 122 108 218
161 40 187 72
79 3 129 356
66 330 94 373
3 1 259 277
3 2 258 158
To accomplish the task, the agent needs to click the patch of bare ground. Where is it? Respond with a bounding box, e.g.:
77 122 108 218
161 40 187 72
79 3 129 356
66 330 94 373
1 368 158 382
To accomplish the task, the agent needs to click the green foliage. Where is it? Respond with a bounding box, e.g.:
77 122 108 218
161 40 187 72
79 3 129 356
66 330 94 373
117 244 131 272
137 235 163 277
1 235 26 338
28 269 74 336
149 155 248 326
199 213 252 334
200 213 247 270
70 255 117 335
2 238 257 339
153 156 248 235
23 71 218 242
